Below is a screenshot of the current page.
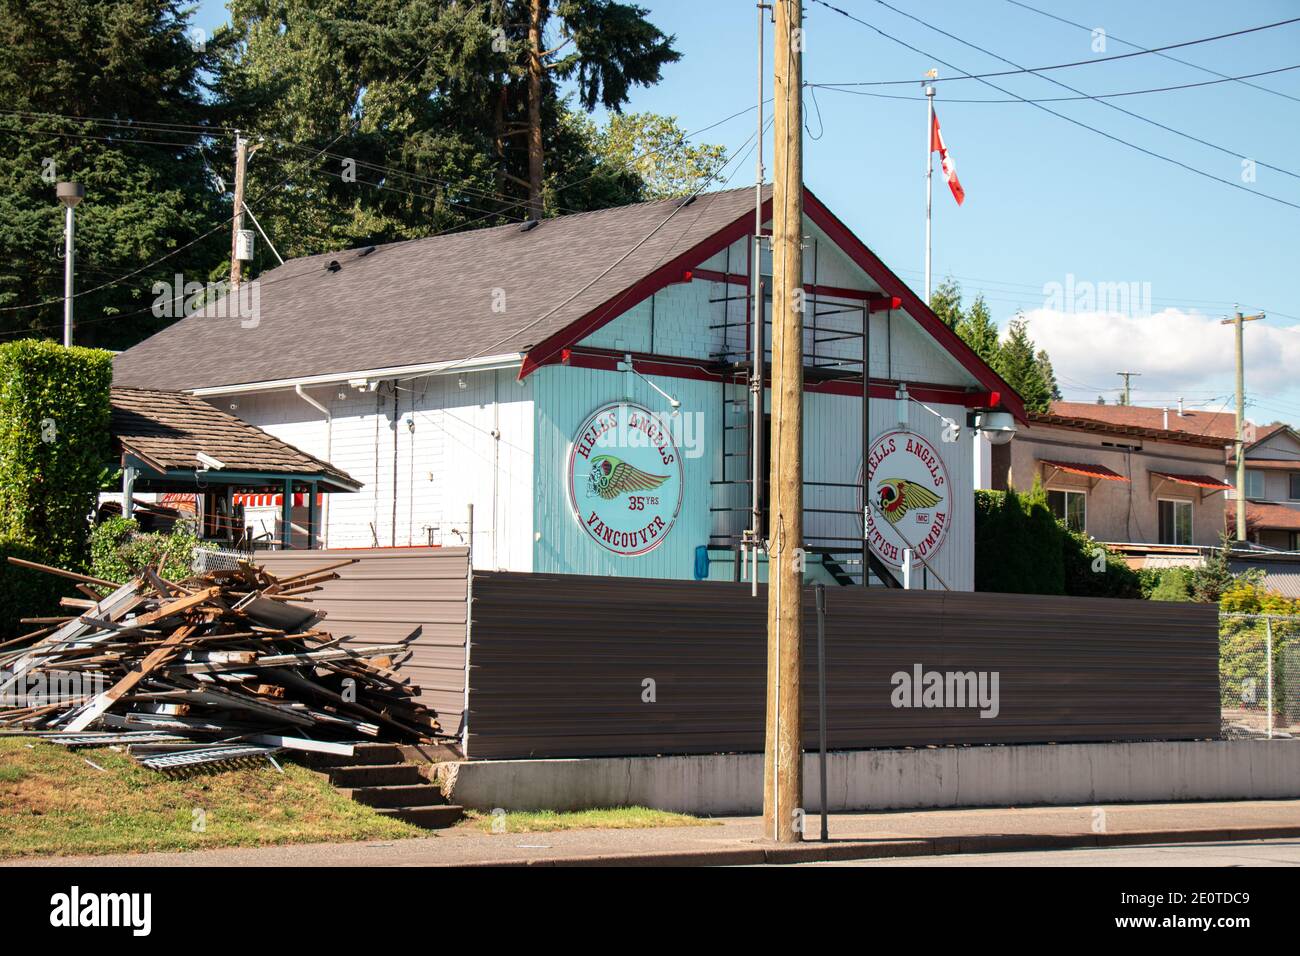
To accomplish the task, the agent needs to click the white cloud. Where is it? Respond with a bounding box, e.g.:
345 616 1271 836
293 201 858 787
1009 307 1300 405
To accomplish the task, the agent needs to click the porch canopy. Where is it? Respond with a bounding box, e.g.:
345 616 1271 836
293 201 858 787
110 386 360 548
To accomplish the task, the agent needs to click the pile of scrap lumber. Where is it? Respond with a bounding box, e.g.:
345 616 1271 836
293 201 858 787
0 556 441 771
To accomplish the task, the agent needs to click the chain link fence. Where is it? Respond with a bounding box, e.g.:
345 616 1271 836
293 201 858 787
1220 613 1300 739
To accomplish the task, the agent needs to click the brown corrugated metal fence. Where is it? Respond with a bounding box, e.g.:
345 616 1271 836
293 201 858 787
258 547 470 737
464 572 1219 759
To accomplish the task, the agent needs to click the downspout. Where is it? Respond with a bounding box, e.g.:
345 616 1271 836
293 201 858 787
294 384 332 549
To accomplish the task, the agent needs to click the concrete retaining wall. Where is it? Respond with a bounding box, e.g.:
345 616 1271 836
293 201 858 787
437 740 1300 814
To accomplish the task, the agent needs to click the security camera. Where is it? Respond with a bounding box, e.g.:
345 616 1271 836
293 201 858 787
196 451 227 472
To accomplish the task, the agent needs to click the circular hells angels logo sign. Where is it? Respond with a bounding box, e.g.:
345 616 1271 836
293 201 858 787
567 402 685 556
862 429 952 568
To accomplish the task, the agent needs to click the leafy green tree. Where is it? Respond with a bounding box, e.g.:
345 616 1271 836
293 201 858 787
583 112 726 199
0 0 235 348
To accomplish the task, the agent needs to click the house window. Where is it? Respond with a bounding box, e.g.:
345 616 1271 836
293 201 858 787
1289 473 1300 501
1047 489 1087 532
1158 498 1193 545
1246 469 1266 499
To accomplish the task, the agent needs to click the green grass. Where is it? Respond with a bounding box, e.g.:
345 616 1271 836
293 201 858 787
461 805 716 834
0 736 421 858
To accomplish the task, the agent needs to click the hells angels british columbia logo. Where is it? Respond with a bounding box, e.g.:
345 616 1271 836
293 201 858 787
861 429 951 568
567 402 685 556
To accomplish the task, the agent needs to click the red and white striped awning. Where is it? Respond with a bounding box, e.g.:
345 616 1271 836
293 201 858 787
233 492 323 508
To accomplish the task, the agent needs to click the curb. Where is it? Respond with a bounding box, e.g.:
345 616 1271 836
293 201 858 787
451 824 1300 867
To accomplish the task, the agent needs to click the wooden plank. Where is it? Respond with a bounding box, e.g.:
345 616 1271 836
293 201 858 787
64 625 199 733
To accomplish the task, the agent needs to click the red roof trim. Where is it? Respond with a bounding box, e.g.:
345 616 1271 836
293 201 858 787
1151 471 1234 491
518 199 762 380
1040 459 1129 482
800 189 1026 422
518 187 1025 422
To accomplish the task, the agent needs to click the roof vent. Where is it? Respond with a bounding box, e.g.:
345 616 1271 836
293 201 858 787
675 195 697 208
519 219 540 233
356 245 376 258
326 260 341 273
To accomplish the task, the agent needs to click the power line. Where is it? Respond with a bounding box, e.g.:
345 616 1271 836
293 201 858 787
855 0 1300 181
1004 0 1300 106
811 63 1300 104
806 6 1300 86
809 0 1300 210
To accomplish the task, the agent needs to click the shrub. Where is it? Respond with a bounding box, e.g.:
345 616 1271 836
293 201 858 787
1062 529 1144 599
1149 568 1193 602
0 340 113 571
0 536 74 639
89 516 207 585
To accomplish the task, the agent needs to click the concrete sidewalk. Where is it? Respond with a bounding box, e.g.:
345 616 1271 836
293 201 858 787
11 799 1300 867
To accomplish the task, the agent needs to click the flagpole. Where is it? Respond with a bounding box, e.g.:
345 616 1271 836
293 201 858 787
924 80 935 303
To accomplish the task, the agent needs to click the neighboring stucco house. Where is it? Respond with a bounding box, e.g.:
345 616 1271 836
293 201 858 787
1232 425 1300 550
989 410 1232 547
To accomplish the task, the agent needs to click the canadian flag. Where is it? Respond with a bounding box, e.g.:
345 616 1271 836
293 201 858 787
930 109 965 206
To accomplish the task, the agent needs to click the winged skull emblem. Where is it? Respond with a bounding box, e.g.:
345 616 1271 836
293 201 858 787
586 455 669 500
876 478 943 524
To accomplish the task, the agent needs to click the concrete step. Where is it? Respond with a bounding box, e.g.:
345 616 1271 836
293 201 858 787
306 743 406 768
348 783 447 809
378 805 464 829
328 763 425 788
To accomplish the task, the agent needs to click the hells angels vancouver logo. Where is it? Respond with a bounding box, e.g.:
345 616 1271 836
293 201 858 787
862 429 951 568
567 402 684 556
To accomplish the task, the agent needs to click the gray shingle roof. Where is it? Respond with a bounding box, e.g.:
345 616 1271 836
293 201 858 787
111 387 359 489
113 187 764 391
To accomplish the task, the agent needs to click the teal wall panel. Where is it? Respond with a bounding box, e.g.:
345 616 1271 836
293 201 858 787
532 364 720 579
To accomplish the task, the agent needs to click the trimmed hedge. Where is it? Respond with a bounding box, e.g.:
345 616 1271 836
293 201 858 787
974 486 1143 598
973 487 1064 594
0 339 113 571
0 536 74 639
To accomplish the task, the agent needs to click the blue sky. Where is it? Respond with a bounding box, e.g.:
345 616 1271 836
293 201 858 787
193 0 1300 424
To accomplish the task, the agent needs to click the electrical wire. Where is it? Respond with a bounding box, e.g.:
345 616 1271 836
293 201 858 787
805 6 1300 86
853 0 1300 181
809 0 1300 210
810 63 1300 104
1004 0 1300 107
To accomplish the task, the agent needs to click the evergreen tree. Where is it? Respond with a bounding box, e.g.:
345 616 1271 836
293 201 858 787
995 317 1054 413
955 294 1000 366
928 276 962 329
0 0 236 348
221 0 689 264
1034 348 1062 403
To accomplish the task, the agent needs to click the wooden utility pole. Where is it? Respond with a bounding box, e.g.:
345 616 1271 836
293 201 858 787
763 0 804 844
1221 308 1265 541
230 133 249 291
1115 370 1141 406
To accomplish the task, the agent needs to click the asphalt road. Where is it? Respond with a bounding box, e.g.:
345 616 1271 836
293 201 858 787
801 838 1300 867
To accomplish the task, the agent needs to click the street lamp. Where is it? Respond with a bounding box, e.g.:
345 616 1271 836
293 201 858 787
56 181 84 348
